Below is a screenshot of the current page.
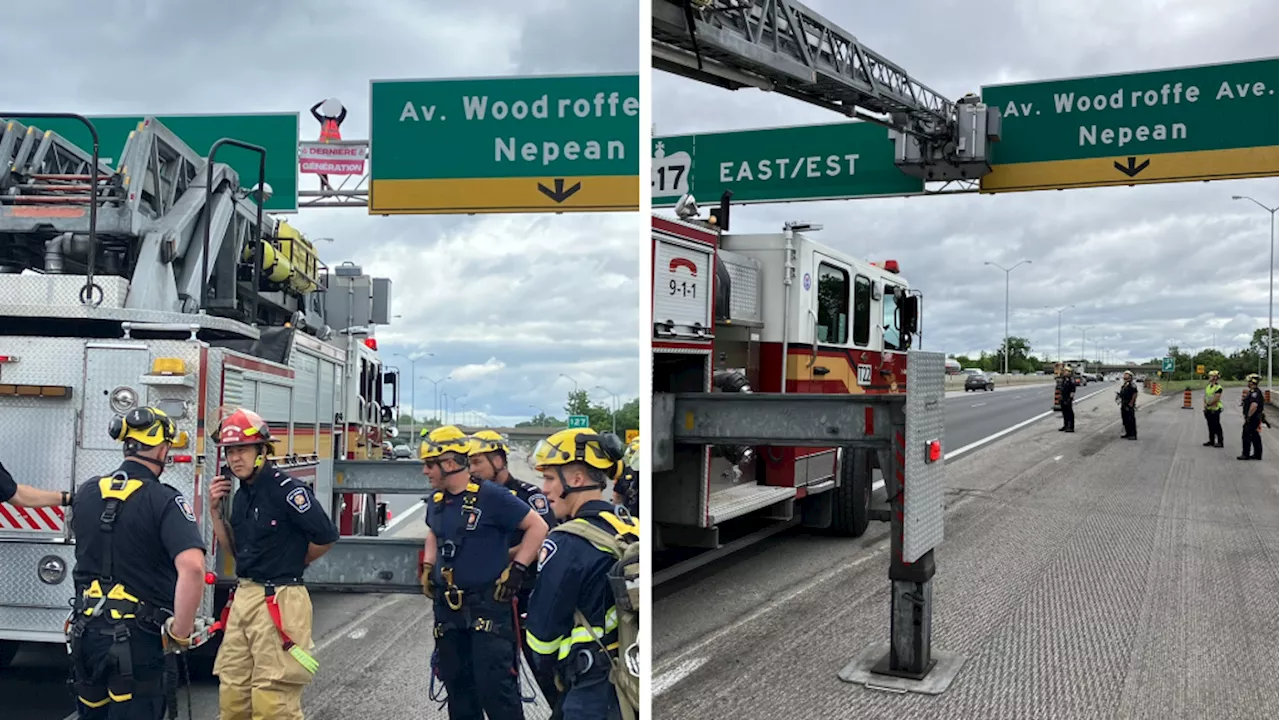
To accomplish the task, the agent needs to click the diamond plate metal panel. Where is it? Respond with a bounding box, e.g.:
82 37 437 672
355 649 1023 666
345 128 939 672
0 275 130 308
0 542 76 618
82 344 151 451
903 350 946 562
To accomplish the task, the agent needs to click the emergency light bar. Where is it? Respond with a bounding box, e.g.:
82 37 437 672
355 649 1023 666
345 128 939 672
883 260 901 274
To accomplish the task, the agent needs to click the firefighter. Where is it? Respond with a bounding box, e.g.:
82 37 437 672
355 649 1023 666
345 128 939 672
1239 373 1265 460
526 428 638 720
1119 370 1139 440
0 458 74 509
1203 370 1225 448
1058 365 1076 433
419 425 548 720
613 435 640 516
67 406 206 719
466 429 559 705
208 408 339 720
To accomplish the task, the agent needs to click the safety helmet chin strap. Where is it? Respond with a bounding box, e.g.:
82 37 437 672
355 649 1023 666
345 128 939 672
554 465 606 499
440 453 471 479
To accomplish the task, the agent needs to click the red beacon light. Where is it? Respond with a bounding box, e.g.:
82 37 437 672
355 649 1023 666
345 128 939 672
883 260 901 274
927 439 942 463
363 337 378 351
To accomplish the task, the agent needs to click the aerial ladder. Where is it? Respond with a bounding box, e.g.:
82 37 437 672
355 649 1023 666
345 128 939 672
652 0 1000 187
651 0 969 692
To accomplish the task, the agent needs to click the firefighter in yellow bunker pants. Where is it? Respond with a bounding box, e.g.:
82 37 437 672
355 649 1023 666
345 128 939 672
208 408 339 718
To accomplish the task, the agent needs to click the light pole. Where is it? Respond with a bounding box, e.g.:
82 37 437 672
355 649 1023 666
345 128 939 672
1233 195 1277 396
986 259 1032 375
594 385 620 434
1045 304 1074 363
422 375 451 428
1076 326 1093 371
394 352 433 439
559 373 580 394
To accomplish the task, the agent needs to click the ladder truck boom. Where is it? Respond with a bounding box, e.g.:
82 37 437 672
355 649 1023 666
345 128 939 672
653 0 999 182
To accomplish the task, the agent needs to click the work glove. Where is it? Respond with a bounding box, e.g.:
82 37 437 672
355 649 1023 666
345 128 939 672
421 562 435 599
161 617 192 654
493 561 527 603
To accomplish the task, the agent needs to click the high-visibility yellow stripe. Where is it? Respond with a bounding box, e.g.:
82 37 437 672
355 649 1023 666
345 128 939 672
526 631 563 656
79 697 109 708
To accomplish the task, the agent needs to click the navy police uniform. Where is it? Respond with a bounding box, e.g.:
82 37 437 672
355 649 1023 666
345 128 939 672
68 459 205 719
496 475 558 705
1241 386 1266 460
526 500 635 720
1119 381 1139 439
426 478 533 719
0 460 16 503
1059 375 1076 432
225 464 338 583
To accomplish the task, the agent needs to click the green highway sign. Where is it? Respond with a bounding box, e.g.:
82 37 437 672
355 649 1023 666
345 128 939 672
1162 357 1175 373
982 57 1279 193
24 113 299 212
652 122 923 206
567 415 590 429
369 73 640 214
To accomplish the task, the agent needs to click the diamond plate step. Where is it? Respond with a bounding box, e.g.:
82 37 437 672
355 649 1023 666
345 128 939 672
708 484 795 524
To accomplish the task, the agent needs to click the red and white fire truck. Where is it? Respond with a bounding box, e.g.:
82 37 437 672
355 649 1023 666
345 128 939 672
652 195 923 580
0 115 398 660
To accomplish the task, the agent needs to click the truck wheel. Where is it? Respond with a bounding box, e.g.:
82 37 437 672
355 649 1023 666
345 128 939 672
0 640 19 668
829 447 871 537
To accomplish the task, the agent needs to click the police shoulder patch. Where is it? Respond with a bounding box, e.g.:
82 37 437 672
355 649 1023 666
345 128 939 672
286 486 312 514
528 493 550 515
174 495 196 523
537 538 558 571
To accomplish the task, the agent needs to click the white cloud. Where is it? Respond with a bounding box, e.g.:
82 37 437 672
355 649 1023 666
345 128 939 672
654 0 1279 365
6 0 641 427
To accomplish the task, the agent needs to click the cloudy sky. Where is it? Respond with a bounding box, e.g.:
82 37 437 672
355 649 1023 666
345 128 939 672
9 0 640 425
653 0 1279 366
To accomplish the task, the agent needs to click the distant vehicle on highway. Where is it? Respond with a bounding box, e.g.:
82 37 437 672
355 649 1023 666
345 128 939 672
945 358 962 374
965 372 995 391
393 445 412 460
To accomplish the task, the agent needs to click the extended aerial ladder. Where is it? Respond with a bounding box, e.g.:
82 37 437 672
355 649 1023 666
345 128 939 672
652 0 1000 188
652 0 968 693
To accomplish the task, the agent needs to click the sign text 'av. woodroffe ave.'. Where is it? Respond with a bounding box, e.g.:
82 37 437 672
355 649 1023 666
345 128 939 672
981 57 1279 193
369 73 639 215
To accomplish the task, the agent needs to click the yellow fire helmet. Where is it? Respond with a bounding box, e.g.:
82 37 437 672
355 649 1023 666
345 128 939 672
420 425 472 461
469 429 510 456
1208 369 1220 378
109 406 177 447
623 435 640 471
534 428 624 474
1247 373 1261 384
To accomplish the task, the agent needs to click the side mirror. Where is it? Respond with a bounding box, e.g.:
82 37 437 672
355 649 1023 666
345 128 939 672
380 406 394 424
901 295 920 334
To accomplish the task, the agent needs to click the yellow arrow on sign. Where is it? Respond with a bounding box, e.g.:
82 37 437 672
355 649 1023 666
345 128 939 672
369 176 638 215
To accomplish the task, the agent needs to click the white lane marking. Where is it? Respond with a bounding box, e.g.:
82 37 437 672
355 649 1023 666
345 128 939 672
945 386 1109 462
653 543 887 691
383 499 426 534
1054 455 1063 462
971 402 986 408
348 627 369 641
652 656 710 696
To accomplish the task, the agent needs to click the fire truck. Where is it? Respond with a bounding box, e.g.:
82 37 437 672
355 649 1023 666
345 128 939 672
0 114 400 661
652 195 924 579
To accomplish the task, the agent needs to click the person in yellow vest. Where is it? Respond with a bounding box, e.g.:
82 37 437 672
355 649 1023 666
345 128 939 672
1202 370 1225 448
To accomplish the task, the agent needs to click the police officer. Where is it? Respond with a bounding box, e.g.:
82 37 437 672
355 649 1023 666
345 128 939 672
1239 373 1265 460
1119 370 1139 440
526 428 639 720
419 425 548 719
1203 370 1225 448
467 429 559 705
67 407 206 719
1058 365 1076 433
208 407 339 720
0 458 73 508
613 435 640 516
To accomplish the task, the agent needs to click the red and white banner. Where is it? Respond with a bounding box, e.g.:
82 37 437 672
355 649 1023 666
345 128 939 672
0 502 65 531
299 141 367 176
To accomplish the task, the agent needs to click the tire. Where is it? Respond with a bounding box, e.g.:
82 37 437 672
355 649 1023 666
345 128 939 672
0 640 19 668
830 447 871 537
